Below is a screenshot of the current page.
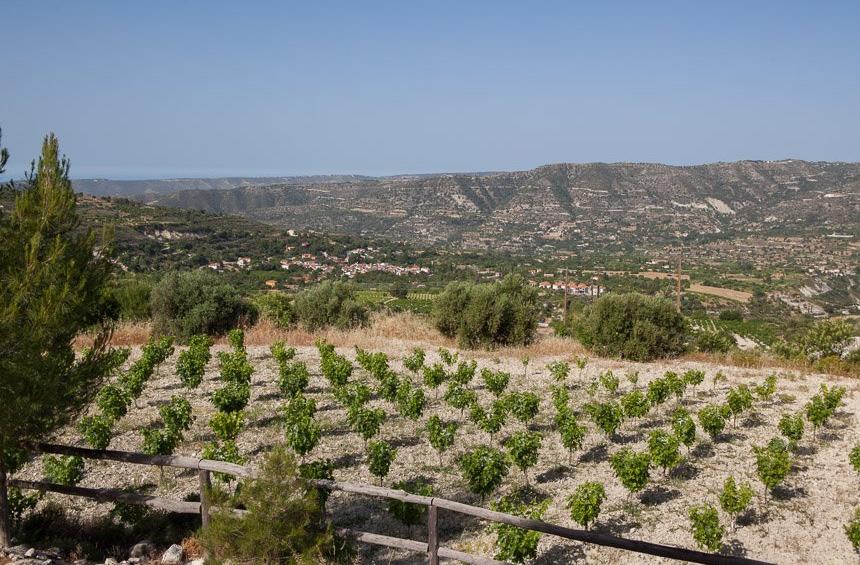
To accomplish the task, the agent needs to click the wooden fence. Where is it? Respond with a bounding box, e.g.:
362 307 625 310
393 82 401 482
10 442 774 565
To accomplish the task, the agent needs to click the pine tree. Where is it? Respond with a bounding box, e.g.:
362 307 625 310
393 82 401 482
0 133 117 546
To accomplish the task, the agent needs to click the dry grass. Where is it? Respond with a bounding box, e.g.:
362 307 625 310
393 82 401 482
74 313 856 378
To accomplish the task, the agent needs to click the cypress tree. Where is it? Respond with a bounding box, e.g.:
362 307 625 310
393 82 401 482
0 132 117 546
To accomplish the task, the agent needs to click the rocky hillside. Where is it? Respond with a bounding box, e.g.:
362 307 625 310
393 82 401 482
136 160 859 251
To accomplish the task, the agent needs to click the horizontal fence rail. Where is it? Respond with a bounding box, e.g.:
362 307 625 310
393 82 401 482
12 443 773 565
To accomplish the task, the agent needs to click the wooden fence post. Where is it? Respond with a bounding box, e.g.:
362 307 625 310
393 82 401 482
427 502 438 565
198 470 212 527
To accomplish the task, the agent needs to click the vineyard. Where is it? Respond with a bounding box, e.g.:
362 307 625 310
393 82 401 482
11 333 860 563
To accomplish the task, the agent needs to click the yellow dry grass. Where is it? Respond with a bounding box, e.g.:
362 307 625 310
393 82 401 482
687 283 753 302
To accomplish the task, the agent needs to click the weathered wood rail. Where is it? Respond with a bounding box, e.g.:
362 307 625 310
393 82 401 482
11 443 774 565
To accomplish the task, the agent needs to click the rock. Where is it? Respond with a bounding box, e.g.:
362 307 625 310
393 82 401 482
127 559 143 564
187 560 205 565
6 546 31 556
159 545 183 565
105 559 120 565
25 549 36 558
129 541 155 559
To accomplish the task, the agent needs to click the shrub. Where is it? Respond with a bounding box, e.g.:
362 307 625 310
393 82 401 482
141 427 181 456
270 341 296 365
78 414 114 450
648 429 682 475
285 414 321 462
471 400 508 442
42 455 85 486
490 495 549 564
426 415 458 466
647 378 671 407
211 380 251 413
621 390 650 419
443 383 477 417
199 446 334 562
177 335 213 389
458 446 509 501
574 293 688 361
557 412 587 464
695 329 736 354
433 275 539 348
800 319 853 360
403 348 425 375
150 270 257 341
754 438 792 503
254 292 295 329
754 374 777 401
566 482 606 530
278 361 310 399
96 384 130 421
109 277 153 321
547 361 570 383
689 504 724 552
293 281 368 331
585 401 623 439
777 413 804 449
318 343 353 387
422 363 447 398
719 476 753 529
332 380 370 409
726 385 754 426
298 459 335 507
663 371 686 402
719 309 743 322
599 370 620 394
481 368 511 397
683 369 705 388
438 347 459 367
395 381 426 421
850 445 860 475
671 408 696 450
347 406 386 443
609 448 650 497
504 431 542 484
388 479 433 533
698 405 726 441
366 440 396 482
210 411 245 442
451 360 478 386
506 391 540 424
846 508 860 551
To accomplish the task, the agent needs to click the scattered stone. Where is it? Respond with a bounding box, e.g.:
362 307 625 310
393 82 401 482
24 549 36 558
159 545 183 565
129 541 155 559
104 559 119 565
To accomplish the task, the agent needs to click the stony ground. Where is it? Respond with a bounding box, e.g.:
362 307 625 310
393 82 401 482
14 338 860 565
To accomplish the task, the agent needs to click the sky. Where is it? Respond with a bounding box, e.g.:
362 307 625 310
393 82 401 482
3 0 860 179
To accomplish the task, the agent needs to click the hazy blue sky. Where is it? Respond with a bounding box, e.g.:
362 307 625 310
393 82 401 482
3 1 859 179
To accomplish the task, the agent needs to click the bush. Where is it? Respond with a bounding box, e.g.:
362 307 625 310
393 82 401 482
150 271 257 341
42 455 85 487
388 479 433 532
800 319 853 360
504 431 541 484
566 482 606 530
433 275 539 349
719 476 753 528
754 438 792 503
609 448 650 496
574 293 688 361
458 446 509 500
689 504 724 552
253 292 295 329
846 508 860 551
695 329 736 354
109 278 152 321
850 445 860 475
366 440 396 482
490 495 549 564
293 281 368 331
199 446 335 563
719 309 743 322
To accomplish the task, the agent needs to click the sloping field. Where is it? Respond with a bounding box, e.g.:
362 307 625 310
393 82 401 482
14 339 860 564
688 284 753 303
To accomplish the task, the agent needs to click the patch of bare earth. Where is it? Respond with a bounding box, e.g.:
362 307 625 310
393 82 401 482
27 331 860 564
